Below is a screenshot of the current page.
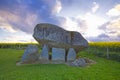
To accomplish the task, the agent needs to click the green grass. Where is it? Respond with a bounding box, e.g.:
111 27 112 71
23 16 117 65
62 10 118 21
0 49 120 80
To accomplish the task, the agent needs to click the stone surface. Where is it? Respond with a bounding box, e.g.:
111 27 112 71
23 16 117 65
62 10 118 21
21 45 39 63
70 58 86 67
67 48 76 62
40 44 49 60
33 23 88 52
52 47 65 61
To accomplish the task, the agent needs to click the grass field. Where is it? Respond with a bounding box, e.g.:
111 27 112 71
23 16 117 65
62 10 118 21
0 48 120 80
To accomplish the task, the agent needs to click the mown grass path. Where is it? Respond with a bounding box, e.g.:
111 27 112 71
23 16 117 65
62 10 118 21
0 49 120 80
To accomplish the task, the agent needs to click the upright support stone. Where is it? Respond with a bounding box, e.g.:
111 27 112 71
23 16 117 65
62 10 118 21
52 47 65 62
67 48 76 62
40 44 49 60
21 45 39 63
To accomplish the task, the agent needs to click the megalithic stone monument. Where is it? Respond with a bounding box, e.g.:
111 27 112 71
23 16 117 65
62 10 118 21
33 23 88 62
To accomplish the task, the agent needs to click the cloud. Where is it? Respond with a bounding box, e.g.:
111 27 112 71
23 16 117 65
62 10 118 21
62 17 78 31
99 17 120 41
77 12 107 37
98 4 120 41
60 16 87 34
87 33 120 42
52 0 62 14
0 30 36 43
41 0 62 15
75 18 87 32
0 0 119 42
0 1 41 33
98 33 109 38
0 10 40 33
92 2 99 13
0 0 66 42
108 18 120 29
99 17 120 33
106 4 120 17
0 0 64 34
60 12 107 37
88 34 120 42
0 16 17 33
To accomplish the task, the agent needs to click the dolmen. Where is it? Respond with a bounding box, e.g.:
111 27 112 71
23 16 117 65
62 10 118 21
21 23 88 64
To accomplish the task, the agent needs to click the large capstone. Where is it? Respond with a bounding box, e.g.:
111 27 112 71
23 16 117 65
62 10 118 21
67 48 76 62
52 47 65 62
33 23 88 52
21 45 39 63
40 44 49 60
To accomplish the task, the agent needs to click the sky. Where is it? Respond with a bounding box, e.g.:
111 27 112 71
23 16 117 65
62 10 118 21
0 0 120 43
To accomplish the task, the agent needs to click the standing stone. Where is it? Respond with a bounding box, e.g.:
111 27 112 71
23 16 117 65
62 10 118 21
67 48 76 62
40 44 49 60
52 47 65 62
21 45 39 63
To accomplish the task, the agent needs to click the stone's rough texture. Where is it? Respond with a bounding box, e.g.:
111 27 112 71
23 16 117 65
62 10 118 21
21 45 39 63
67 48 76 62
52 47 65 61
70 58 86 67
40 44 49 60
33 23 88 52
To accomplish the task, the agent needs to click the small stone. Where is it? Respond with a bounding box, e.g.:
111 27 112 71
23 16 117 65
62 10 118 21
67 48 76 62
52 47 65 62
16 62 22 66
71 58 86 67
40 44 49 60
21 45 39 63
